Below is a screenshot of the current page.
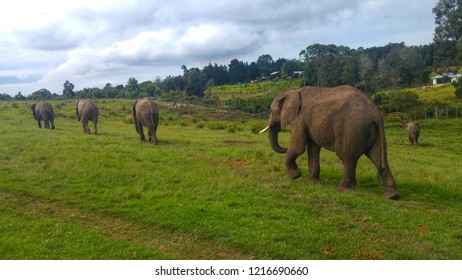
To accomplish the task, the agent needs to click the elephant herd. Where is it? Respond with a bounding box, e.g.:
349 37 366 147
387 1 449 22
30 86 423 200
30 97 159 145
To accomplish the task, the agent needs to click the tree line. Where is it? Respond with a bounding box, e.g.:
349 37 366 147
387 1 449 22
1 0 461 102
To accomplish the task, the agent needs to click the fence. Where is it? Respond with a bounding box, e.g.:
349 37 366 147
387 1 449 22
383 106 460 121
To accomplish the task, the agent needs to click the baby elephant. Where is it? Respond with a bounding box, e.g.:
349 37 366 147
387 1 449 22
404 122 420 145
30 101 55 129
76 98 99 134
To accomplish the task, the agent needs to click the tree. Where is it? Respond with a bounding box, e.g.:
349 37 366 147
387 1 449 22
14 92 26 101
126 77 139 98
300 44 351 86
202 63 229 86
31 89 52 100
63 80 75 99
228 59 248 84
256 54 274 77
186 68 204 97
103 83 118 98
0 93 12 101
281 59 301 78
341 55 359 86
247 62 260 81
433 0 462 66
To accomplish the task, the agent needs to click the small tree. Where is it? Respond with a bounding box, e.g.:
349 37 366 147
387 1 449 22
63 80 75 99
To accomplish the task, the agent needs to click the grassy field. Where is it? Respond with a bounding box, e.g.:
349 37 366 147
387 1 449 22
1 93 462 260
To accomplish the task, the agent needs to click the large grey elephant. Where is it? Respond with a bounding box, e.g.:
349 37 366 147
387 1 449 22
403 122 420 145
260 85 399 199
30 101 55 129
132 97 159 145
76 98 99 134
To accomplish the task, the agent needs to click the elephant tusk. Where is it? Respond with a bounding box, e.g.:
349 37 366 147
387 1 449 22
259 125 270 134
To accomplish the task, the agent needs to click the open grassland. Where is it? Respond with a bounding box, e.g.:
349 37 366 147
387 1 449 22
1 98 462 260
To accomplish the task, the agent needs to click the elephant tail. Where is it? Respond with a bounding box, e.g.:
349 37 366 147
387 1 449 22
75 99 81 121
132 100 140 134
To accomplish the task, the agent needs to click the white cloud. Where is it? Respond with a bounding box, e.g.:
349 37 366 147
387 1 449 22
0 0 437 95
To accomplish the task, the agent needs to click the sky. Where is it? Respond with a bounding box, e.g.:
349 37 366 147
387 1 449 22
0 0 438 96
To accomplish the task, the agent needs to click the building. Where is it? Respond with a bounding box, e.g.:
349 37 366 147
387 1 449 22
432 73 462 85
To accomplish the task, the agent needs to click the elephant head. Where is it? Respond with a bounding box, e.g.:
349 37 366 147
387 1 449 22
260 90 302 153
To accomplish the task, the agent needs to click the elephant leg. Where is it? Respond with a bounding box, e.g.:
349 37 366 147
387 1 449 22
307 140 321 183
148 130 158 145
138 124 146 141
50 120 55 129
337 159 358 192
37 120 42 128
93 119 98 135
285 130 306 179
365 143 399 199
44 120 50 129
84 121 91 134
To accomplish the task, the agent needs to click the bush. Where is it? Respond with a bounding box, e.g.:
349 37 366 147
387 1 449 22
207 122 226 130
124 115 133 124
454 79 462 99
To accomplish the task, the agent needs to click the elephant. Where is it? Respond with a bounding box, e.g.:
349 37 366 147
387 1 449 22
132 97 160 145
76 98 99 134
30 101 55 129
260 85 399 199
403 122 420 145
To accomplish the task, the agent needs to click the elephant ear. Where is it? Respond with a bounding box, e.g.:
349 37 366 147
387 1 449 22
75 99 81 121
30 104 37 120
279 90 302 128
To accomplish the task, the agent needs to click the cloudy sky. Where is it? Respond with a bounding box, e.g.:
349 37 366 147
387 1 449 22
1 0 438 95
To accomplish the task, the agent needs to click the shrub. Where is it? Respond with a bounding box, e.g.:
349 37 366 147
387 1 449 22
454 79 462 99
124 114 133 124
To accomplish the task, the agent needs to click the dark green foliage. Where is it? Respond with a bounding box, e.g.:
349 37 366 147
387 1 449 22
383 90 422 112
300 43 434 92
63 80 75 99
226 94 275 117
433 0 462 66
454 78 462 98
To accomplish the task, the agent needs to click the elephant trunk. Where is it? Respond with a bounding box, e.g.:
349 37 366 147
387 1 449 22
268 125 287 154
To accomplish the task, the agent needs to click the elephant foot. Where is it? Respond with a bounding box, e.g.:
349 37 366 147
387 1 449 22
337 183 355 192
149 136 158 145
288 168 302 179
308 177 321 184
384 189 400 200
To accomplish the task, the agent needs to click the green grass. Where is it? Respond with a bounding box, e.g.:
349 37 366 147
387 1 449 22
1 98 462 259
212 79 301 101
